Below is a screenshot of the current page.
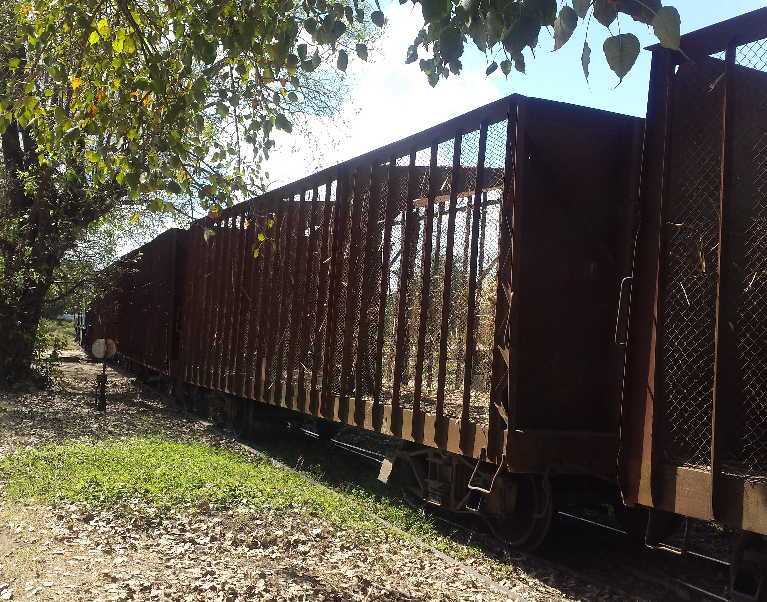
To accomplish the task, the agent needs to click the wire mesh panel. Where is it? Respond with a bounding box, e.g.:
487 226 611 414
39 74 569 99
472 121 505 411
725 40 767 480
654 42 767 480
657 57 725 469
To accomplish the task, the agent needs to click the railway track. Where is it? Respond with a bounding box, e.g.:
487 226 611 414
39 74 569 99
137 371 733 602
280 418 734 602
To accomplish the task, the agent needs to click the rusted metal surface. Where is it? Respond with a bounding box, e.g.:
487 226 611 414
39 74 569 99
728 40 767 485
86 228 184 375
87 94 638 476
623 11 767 536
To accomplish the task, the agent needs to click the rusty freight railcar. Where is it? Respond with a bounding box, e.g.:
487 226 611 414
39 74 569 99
620 8 767 594
85 228 185 375
171 94 642 547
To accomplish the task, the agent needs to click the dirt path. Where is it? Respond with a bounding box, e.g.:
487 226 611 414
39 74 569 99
0 353 589 602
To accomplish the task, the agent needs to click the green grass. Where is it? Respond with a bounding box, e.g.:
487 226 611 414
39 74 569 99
0 437 411 532
0 430 505 566
0 434 469 555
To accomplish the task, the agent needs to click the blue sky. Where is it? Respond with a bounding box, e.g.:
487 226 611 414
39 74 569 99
266 1 765 185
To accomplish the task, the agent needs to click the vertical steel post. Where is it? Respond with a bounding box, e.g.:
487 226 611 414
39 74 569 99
413 142 439 441
461 121 488 453
374 158 397 430
391 151 418 438
436 134 462 447
490 104 517 461
710 41 738 521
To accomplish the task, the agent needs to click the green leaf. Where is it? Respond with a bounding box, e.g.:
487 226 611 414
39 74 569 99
62 126 81 144
8 57 21 68
129 213 140 225
652 6 681 50
500 59 512 76
582 40 591 81
257 232 266 241
275 113 292 133
112 37 124 52
439 27 463 62
573 0 590 19
503 14 541 55
406 45 418 64
356 43 368 61
331 20 347 39
287 91 298 102
88 31 100 45
420 0 450 22
96 18 110 38
253 247 260 258
527 0 557 25
124 172 140 189
617 0 660 25
603 33 640 82
337 49 348 72
554 6 578 50
485 61 498 76
593 0 617 27
514 53 526 74
371 10 385 27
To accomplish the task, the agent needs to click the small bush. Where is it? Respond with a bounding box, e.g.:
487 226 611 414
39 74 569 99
29 319 70 388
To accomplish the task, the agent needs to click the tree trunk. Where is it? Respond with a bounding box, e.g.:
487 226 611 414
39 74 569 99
0 286 48 386
1 113 119 386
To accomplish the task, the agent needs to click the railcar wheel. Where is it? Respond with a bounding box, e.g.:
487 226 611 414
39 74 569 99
483 474 553 551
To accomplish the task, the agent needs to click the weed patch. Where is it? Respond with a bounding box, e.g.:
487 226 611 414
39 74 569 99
0 437 377 527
